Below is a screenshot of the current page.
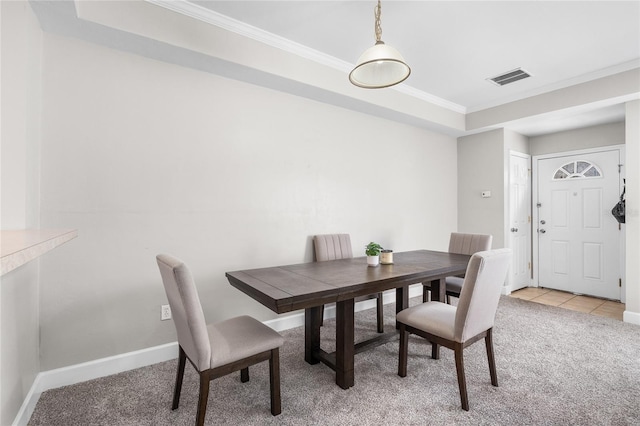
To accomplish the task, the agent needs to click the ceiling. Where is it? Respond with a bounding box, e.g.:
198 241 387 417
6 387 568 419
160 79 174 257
195 1 639 110
191 0 640 135
30 0 640 137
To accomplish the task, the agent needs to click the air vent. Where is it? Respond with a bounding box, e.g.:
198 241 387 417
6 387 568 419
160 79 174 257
487 68 532 86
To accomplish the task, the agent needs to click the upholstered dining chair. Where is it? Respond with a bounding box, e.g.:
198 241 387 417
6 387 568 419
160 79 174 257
397 248 511 411
156 254 284 426
313 234 384 333
422 232 493 304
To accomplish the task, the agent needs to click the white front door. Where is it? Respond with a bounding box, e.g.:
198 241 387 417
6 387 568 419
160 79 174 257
509 152 531 291
536 149 621 300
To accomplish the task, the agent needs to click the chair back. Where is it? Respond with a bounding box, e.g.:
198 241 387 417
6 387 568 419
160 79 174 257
313 234 353 261
454 249 511 342
449 233 493 255
157 254 211 371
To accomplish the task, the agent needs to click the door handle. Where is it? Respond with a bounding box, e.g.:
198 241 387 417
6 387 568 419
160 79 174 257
539 229 546 234
510 228 518 232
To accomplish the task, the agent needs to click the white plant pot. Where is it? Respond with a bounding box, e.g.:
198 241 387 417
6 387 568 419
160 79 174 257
367 255 379 267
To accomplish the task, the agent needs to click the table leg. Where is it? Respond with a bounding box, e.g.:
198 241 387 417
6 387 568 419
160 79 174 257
395 286 409 329
429 278 445 359
335 298 355 389
304 306 322 365
430 278 446 303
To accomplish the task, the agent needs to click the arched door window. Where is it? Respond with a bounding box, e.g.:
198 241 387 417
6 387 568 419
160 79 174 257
553 160 602 180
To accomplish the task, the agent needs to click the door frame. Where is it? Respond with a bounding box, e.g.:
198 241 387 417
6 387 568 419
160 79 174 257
532 145 626 302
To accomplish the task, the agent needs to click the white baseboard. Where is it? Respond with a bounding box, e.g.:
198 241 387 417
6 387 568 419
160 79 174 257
13 342 179 425
14 284 425 426
623 309 640 325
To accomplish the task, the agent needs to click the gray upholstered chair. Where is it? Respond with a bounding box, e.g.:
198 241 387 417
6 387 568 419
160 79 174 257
156 254 284 426
313 234 384 333
397 248 511 411
423 232 493 303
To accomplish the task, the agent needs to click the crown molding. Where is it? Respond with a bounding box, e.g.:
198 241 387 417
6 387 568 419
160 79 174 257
393 84 466 114
145 0 467 114
145 0 350 71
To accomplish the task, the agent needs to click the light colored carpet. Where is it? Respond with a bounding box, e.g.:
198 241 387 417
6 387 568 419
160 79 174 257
29 296 640 425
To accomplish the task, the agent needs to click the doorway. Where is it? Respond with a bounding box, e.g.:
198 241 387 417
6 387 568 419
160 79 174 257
508 152 531 292
533 147 624 301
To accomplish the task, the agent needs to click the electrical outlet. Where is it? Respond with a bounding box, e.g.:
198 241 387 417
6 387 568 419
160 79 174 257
161 304 172 321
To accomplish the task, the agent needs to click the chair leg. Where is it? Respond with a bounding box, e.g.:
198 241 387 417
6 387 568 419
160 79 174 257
196 373 210 426
422 285 428 303
320 304 324 326
172 346 187 410
398 325 408 377
269 348 282 416
485 328 498 387
431 342 440 360
240 367 249 383
446 294 451 304
454 344 469 411
376 293 384 333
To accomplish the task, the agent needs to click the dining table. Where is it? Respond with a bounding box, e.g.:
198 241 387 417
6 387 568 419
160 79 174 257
225 249 470 389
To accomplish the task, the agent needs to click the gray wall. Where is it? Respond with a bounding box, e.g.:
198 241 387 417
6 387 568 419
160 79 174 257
2 2 638 423
36 32 458 371
505 129 530 154
457 129 525 248
529 121 625 156
0 2 42 424
625 101 640 319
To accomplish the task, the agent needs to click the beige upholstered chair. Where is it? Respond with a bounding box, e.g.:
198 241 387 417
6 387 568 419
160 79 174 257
397 249 511 411
156 254 284 426
313 234 384 333
423 232 493 303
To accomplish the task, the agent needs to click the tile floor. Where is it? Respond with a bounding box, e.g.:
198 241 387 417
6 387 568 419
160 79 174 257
510 287 626 321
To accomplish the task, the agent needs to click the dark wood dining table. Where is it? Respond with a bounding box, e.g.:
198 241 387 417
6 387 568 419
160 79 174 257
225 249 470 389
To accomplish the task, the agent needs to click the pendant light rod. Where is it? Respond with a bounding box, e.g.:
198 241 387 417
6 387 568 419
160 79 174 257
349 0 411 89
374 0 382 43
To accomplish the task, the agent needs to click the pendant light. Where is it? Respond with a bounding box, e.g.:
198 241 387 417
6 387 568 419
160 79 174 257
349 0 411 89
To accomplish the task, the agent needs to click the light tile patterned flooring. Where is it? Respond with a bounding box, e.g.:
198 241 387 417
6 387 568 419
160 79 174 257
510 287 625 321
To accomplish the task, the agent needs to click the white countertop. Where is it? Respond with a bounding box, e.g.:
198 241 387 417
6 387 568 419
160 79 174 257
1 229 78 276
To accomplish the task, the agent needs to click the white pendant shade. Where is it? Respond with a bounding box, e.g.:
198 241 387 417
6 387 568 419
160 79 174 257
349 0 410 89
349 42 411 89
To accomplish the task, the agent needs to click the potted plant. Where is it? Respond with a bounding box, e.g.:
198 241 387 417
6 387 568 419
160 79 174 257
365 242 383 267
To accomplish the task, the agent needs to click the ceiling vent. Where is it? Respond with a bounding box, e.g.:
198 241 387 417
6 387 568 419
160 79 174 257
487 68 532 86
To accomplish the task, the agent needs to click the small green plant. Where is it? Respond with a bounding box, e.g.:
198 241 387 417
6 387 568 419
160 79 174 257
365 242 383 256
